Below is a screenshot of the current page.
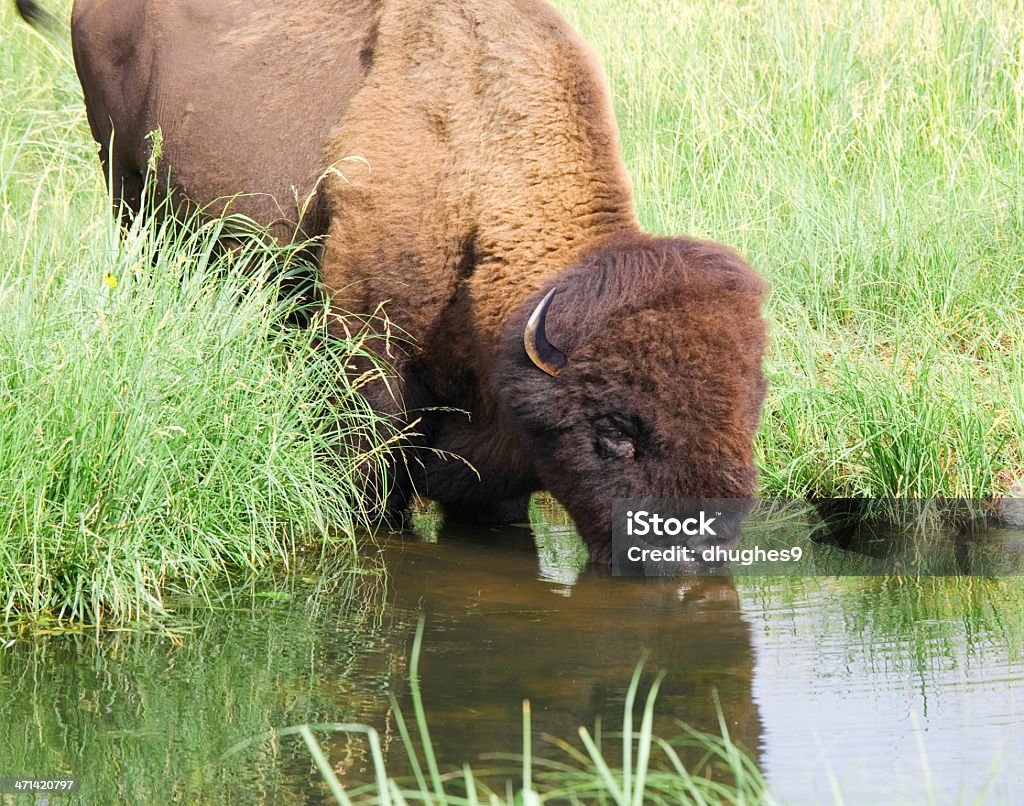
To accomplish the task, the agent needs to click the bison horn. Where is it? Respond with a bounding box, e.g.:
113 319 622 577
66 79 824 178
524 287 567 376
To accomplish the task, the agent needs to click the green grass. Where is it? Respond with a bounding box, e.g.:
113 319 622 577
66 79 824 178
0 8 403 624
239 625 773 805
554 0 1024 500
0 562 395 804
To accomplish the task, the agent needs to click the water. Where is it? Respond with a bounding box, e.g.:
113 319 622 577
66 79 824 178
1 507 1023 803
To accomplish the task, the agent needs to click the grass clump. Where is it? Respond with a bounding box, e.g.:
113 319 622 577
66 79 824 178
236 625 773 805
0 213 402 625
0 12 403 625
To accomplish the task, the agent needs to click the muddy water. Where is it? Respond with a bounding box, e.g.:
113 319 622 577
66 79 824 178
1 509 1023 803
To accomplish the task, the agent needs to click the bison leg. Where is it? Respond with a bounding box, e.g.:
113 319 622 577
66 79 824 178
111 162 145 229
340 422 416 533
441 495 531 528
326 336 425 533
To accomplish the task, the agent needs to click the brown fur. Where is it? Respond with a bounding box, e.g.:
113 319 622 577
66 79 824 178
68 0 378 239
57 0 768 562
494 236 767 563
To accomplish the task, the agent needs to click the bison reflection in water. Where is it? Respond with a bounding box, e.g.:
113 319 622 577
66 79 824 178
376 540 762 774
30 0 768 562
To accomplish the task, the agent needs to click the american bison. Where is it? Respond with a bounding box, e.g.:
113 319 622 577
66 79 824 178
18 0 769 564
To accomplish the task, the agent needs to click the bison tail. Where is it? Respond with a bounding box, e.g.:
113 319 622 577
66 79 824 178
15 0 60 33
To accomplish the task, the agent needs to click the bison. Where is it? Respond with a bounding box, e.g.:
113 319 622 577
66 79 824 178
18 0 769 564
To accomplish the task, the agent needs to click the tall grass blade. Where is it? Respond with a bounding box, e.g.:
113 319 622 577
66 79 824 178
298 725 352 806
409 618 445 800
631 670 665 806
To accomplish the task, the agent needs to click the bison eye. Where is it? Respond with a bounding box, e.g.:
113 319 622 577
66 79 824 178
594 415 641 461
597 432 635 460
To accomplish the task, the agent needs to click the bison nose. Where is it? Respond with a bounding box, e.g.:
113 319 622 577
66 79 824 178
690 508 745 551
687 529 740 554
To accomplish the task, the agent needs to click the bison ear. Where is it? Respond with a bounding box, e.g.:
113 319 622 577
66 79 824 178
524 287 568 376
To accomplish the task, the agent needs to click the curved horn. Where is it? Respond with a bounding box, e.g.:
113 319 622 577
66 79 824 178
524 287 567 376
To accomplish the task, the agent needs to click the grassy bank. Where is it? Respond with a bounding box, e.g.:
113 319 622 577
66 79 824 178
3 0 1023 621
0 10 401 624
556 0 1024 499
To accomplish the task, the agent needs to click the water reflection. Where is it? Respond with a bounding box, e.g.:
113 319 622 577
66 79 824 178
368 538 760 773
745 574 1024 803
0 569 393 803
0 506 1022 803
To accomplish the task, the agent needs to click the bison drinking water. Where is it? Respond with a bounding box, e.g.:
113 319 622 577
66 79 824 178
18 0 768 564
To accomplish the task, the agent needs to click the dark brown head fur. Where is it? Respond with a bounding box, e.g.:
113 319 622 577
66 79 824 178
494 233 768 563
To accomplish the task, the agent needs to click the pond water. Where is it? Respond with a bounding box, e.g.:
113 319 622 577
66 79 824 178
1 504 1023 803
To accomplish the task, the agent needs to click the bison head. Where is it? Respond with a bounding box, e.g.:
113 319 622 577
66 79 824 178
494 233 768 565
